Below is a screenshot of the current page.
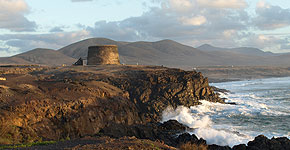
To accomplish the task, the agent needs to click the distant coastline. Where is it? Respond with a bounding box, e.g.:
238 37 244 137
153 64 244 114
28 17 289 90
195 65 290 83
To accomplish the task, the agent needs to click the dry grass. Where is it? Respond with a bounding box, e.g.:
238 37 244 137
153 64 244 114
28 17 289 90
179 142 208 150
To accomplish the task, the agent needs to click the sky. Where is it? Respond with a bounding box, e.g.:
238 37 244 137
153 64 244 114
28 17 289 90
0 0 290 57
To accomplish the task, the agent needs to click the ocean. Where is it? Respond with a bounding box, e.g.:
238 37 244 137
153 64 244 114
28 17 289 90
162 77 290 147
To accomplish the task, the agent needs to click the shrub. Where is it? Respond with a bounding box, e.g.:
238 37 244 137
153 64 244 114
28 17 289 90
179 142 208 150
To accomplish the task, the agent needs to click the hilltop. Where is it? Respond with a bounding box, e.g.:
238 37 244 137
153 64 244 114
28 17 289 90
0 48 76 66
1 38 290 69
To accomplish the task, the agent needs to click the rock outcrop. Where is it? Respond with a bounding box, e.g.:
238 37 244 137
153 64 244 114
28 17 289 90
246 135 290 150
0 65 289 150
0 65 222 144
102 66 224 122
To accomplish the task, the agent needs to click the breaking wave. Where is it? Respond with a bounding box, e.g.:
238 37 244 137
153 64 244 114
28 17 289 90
162 77 290 147
161 103 252 147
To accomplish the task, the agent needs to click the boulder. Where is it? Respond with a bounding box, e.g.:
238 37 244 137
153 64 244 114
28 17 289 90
208 144 232 150
247 135 290 150
232 144 246 150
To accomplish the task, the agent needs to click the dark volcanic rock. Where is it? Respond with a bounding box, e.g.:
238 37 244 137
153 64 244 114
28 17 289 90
176 133 198 145
159 120 187 131
176 133 207 147
103 67 224 122
208 144 232 150
100 120 190 146
0 65 223 144
211 86 230 94
99 119 213 148
247 135 290 150
205 135 290 150
232 144 247 150
2 66 289 150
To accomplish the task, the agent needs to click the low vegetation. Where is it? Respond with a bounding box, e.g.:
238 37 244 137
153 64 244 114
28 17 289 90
0 141 56 149
179 142 208 150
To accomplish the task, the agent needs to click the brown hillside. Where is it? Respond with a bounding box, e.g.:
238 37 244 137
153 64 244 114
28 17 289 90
1 48 76 66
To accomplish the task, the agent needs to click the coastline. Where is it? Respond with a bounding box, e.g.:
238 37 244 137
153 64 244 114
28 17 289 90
195 66 290 83
0 65 289 150
208 75 290 83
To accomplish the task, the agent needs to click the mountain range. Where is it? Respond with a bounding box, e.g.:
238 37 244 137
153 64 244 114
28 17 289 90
1 38 289 69
197 44 278 57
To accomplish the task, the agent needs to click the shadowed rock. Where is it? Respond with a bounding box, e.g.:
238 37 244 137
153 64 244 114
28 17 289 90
0 65 222 144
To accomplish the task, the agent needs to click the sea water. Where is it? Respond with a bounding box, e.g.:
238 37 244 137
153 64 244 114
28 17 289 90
162 77 290 147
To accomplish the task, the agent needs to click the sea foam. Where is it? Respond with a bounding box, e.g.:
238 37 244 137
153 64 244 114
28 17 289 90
162 77 290 147
161 102 253 147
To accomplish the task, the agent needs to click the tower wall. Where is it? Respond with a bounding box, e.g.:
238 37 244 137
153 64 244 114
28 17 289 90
87 45 120 65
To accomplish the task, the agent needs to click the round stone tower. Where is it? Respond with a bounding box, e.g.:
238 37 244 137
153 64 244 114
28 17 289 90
87 45 120 65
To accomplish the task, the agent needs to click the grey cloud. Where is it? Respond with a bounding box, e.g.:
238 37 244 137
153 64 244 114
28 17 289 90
0 16 37 32
281 43 290 50
85 0 289 51
1 0 290 56
76 23 87 29
0 0 37 32
3 39 48 54
240 33 289 51
49 26 65 33
0 0 252 53
87 2 249 48
254 5 290 30
0 30 90 53
87 20 144 41
0 47 9 53
0 47 14 57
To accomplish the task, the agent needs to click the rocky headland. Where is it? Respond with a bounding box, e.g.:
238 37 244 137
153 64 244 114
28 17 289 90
0 65 289 150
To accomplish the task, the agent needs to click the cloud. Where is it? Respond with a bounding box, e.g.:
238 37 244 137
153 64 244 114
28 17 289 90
85 0 249 48
196 0 247 9
87 20 143 41
0 0 36 32
0 0 251 55
256 1 269 9
253 1 290 30
281 45 290 50
166 0 193 12
180 16 207 26
0 30 90 53
1 0 289 56
0 47 15 57
49 26 65 33
240 34 290 51
280 40 290 51
83 0 289 51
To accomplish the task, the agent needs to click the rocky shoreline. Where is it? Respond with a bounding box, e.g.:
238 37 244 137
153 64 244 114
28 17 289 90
0 65 289 149
195 66 290 83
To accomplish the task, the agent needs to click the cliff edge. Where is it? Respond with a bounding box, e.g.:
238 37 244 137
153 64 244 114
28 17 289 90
0 65 222 144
